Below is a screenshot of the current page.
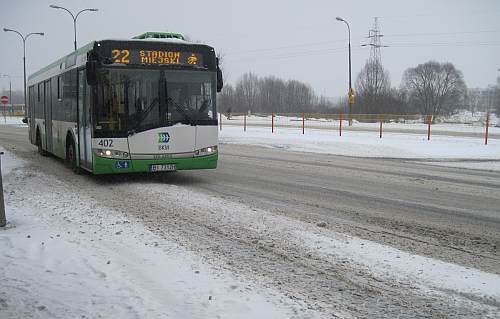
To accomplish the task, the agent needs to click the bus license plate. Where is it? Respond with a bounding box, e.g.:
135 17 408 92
150 164 177 172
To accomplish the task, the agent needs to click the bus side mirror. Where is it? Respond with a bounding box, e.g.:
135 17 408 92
86 60 97 86
22 117 28 124
216 67 223 93
215 58 224 93
216 57 223 93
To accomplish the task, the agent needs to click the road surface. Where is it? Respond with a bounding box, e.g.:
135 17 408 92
1 125 499 318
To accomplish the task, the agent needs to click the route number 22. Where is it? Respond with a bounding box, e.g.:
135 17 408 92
112 49 130 63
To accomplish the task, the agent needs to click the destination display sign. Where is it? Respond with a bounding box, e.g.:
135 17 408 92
110 49 204 67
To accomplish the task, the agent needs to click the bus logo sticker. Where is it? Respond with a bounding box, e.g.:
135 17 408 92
158 132 170 143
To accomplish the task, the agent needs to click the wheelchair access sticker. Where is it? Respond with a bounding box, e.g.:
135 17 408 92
115 161 131 169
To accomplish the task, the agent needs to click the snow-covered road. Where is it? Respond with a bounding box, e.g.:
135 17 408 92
0 149 318 319
1 124 500 318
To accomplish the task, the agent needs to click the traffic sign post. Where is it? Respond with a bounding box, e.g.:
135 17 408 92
1 96 8 123
0 152 6 227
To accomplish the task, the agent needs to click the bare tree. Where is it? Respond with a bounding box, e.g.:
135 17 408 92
218 84 236 114
354 60 391 114
402 61 466 117
220 72 336 114
236 72 259 112
465 90 481 116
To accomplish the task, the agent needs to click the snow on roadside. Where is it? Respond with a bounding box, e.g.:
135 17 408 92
220 126 500 160
0 150 317 319
135 182 500 314
0 116 26 126
299 231 500 302
424 161 500 172
222 112 499 134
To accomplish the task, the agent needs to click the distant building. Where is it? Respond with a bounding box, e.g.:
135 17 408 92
0 104 25 115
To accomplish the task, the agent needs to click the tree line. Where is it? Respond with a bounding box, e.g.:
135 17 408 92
218 73 335 115
219 61 500 117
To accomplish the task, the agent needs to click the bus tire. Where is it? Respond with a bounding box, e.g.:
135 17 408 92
66 138 81 174
36 129 47 156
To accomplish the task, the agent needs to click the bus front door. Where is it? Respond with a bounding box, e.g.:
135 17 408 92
78 70 92 170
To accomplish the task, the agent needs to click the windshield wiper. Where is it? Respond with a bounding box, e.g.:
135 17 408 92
166 97 197 126
128 98 159 136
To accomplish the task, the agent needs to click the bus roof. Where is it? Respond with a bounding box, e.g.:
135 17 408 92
132 32 185 40
28 41 95 83
28 33 213 84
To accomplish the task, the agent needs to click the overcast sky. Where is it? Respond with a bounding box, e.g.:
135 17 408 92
1 0 499 98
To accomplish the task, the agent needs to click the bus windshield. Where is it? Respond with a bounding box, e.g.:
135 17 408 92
95 68 216 135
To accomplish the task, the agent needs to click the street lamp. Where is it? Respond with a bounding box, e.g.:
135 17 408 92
3 28 44 118
336 16 354 126
49 5 98 51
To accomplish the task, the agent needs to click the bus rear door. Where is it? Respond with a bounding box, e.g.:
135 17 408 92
44 80 53 153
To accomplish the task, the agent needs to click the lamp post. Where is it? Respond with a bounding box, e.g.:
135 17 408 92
49 5 98 51
3 28 44 118
336 16 354 126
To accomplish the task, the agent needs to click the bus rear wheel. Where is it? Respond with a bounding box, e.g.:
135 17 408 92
66 140 81 174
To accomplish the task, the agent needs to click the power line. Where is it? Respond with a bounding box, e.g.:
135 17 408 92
224 29 500 58
384 29 500 38
224 40 500 63
225 39 349 56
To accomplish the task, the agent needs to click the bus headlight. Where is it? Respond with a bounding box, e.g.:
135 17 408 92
94 149 130 159
194 145 218 157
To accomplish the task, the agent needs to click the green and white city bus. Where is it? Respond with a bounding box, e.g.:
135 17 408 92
27 32 223 174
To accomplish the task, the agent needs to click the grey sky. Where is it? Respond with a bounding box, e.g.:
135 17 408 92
1 0 499 99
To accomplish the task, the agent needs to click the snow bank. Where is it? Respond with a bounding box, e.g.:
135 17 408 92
134 182 500 310
0 116 26 126
220 126 500 160
0 150 315 319
300 231 500 301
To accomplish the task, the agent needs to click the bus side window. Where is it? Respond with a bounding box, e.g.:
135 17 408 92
57 76 62 101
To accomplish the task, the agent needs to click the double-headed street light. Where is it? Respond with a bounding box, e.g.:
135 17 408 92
336 16 354 126
3 28 44 116
49 5 98 51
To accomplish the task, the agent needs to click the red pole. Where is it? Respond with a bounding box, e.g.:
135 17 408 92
302 113 305 134
427 115 431 141
379 114 383 138
485 112 490 145
339 112 343 136
219 113 222 131
272 113 275 133
244 114 247 132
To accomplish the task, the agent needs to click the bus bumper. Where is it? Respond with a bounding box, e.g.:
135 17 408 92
92 153 218 174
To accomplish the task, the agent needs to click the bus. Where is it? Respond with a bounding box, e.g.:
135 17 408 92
27 32 223 174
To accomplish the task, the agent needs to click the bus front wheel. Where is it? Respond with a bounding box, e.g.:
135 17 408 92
66 140 81 174
36 130 47 156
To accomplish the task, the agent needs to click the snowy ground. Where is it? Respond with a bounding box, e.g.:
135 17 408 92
222 111 499 135
1 116 499 317
220 126 500 171
0 148 318 319
0 116 25 126
2 147 498 317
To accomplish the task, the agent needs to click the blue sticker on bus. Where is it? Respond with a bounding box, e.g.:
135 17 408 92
115 161 130 169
